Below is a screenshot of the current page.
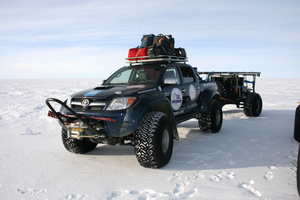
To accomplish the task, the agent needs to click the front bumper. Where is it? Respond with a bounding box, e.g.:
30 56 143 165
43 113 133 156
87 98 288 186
46 98 138 139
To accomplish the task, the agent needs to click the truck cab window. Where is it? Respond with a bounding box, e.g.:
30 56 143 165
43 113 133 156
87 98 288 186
164 67 181 84
180 66 195 83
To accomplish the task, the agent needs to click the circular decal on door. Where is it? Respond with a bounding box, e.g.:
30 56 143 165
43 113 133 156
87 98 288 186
189 85 196 101
171 88 183 111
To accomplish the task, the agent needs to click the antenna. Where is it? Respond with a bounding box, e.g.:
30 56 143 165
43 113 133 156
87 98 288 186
138 0 141 37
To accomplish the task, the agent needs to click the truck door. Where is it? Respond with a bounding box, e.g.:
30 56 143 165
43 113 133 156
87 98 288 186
162 66 187 116
178 65 200 115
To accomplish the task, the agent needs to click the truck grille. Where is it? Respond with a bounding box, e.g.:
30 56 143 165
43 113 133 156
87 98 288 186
71 98 109 111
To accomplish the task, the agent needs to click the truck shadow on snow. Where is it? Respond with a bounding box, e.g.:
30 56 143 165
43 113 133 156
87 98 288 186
164 109 297 171
82 109 296 171
87 145 134 156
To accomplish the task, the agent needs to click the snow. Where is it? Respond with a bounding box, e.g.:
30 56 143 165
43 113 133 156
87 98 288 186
0 78 300 199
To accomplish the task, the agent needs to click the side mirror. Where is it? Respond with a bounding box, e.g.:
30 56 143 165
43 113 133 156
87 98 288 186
164 77 178 85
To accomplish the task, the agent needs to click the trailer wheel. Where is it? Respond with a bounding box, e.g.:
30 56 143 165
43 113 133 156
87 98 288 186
198 99 223 133
61 128 97 154
244 93 262 117
134 111 173 168
216 81 231 106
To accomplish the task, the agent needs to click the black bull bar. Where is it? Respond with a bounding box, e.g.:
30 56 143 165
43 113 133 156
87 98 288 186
45 98 103 136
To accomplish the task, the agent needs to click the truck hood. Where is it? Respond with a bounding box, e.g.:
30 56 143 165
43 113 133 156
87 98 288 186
71 84 156 99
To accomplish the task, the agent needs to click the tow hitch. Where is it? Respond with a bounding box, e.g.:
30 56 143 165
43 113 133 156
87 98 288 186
68 128 103 139
66 120 106 139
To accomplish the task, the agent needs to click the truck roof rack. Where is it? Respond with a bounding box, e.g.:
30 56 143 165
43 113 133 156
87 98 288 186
126 55 188 65
198 71 261 77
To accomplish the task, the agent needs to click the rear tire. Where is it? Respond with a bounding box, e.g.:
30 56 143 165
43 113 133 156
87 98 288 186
62 128 97 154
244 93 262 117
198 99 223 133
134 111 173 168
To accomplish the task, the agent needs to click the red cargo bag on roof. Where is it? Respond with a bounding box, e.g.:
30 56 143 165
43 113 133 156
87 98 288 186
128 46 149 61
128 48 139 61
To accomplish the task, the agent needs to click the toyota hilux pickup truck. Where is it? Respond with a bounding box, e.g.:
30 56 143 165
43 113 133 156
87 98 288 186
46 56 223 168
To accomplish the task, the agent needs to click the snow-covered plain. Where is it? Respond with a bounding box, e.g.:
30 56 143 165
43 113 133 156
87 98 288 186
0 78 300 200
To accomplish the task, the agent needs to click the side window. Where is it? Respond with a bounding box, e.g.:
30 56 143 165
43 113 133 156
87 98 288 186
180 66 195 83
164 67 181 84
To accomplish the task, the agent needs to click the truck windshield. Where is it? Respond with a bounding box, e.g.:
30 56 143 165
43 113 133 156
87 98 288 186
104 66 163 85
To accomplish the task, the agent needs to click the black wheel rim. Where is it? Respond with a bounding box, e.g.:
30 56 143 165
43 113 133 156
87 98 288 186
162 129 169 153
215 110 221 126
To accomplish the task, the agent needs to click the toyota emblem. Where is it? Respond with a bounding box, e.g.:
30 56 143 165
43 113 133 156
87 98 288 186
81 99 89 106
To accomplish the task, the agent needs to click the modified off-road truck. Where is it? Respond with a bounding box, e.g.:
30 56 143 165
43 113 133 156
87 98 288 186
46 34 223 168
199 72 262 117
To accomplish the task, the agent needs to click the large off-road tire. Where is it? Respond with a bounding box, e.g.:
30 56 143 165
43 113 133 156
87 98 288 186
216 81 231 106
198 99 223 133
294 105 300 142
295 105 300 196
62 128 97 154
297 144 300 196
134 111 173 168
244 93 262 117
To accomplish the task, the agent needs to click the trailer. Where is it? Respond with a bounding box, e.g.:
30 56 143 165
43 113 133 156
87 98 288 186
198 71 262 117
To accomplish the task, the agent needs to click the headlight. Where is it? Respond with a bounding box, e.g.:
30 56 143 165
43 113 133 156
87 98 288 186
106 97 136 110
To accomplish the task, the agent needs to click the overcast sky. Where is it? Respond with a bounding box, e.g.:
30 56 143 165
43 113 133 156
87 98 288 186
1 0 299 79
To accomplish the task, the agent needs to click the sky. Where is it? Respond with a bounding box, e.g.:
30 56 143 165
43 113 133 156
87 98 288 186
0 0 299 79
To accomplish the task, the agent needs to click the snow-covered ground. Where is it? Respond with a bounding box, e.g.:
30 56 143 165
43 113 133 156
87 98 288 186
0 78 299 200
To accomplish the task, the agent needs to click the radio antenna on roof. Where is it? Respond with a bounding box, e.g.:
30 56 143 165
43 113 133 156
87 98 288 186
138 0 141 37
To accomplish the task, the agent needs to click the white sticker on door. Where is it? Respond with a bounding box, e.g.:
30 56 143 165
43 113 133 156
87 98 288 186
171 88 183 111
189 85 196 101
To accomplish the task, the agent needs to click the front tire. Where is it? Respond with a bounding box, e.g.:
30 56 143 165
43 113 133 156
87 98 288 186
134 111 173 168
198 99 223 133
62 128 97 154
